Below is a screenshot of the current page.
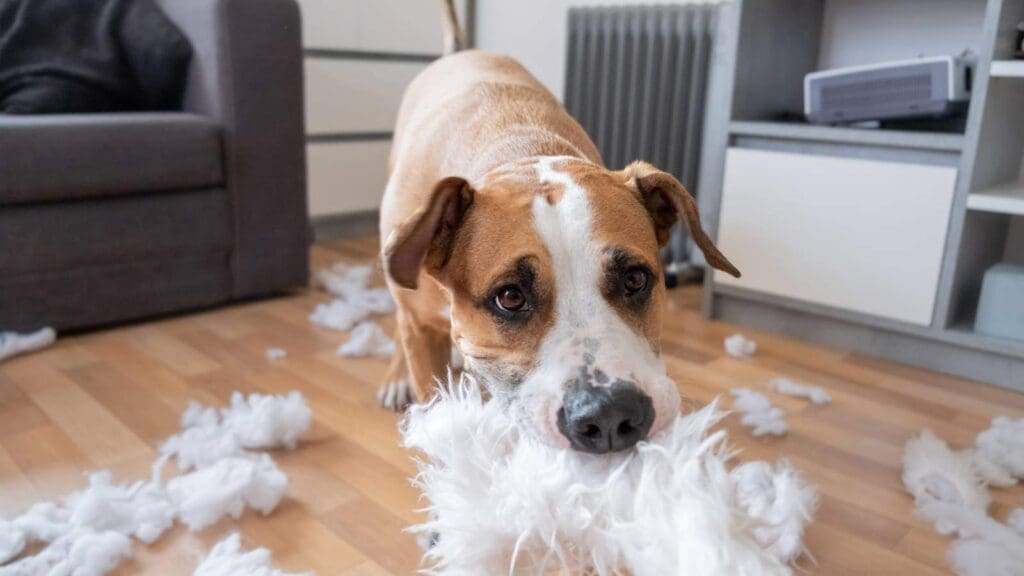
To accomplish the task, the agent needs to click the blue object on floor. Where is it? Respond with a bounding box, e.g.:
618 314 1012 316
974 263 1024 342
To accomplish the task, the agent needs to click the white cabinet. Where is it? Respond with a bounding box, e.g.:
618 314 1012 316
714 148 956 326
296 0 468 54
307 141 391 217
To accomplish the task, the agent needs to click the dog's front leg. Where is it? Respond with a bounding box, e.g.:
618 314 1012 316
378 331 414 411
396 307 452 404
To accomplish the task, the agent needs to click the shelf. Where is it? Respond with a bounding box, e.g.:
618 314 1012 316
990 60 1024 78
967 180 1024 216
729 121 965 153
946 323 1024 358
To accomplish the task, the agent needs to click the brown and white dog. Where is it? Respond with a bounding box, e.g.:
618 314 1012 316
379 1 740 454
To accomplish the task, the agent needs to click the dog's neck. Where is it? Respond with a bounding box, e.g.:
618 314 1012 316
463 124 602 182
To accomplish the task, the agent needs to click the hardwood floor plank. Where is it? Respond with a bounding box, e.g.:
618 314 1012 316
321 496 424 575
7 361 151 468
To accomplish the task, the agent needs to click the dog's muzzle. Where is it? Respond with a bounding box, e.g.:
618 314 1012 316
556 381 654 454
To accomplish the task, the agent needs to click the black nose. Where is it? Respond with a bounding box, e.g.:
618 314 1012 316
557 382 654 454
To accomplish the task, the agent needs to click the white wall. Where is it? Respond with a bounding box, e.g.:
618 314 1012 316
818 0 986 70
475 0 712 102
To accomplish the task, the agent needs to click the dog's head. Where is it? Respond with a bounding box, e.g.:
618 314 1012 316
385 156 739 453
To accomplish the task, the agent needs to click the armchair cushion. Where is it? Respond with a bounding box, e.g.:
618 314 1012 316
0 112 222 205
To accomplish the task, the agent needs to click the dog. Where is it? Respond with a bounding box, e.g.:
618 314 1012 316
379 0 740 454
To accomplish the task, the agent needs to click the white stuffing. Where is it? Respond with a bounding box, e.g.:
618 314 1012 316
161 391 312 470
337 321 395 358
265 348 287 360
724 333 756 358
902 429 990 535
0 327 56 363
1008 508 1024 535
160 405 248 471
917 501 1024 576
731 461 818 564
2 502 68 551
167 455 288 532
64 469 176 544
0 527 133 576
314 263 372 299
220 391 311 451
902 425 1024 576
0 523 24 566
1 391 310 574
0 466 171 573
310 263 395 331
971 416 1024 488
730 388 788 437
948 536 1024 576
769 378 831 405
401 376 816 575
0 481 149 576
194 532 311 576
308 300 373 332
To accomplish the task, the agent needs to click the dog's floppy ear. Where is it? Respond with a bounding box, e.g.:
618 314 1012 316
384 176 475 290
622 161 741 278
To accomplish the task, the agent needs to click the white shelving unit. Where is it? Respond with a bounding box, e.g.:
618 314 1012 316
968 180 1024 215
698 0 1024 392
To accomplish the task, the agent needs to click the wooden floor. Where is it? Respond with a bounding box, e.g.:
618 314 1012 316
2 235 1024 575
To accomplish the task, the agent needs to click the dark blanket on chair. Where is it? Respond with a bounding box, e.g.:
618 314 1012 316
0 0 192 114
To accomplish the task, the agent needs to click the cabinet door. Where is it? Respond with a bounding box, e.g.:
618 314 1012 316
715 148 956 326
305 59 426 135
307 141 391 217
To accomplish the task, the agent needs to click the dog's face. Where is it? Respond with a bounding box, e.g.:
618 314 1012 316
386 157 739 452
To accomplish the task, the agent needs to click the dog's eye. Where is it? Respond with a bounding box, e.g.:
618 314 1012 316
494 286 528 312
623 267 648 294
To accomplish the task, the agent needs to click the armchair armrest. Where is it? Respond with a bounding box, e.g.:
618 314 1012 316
157 0 309 297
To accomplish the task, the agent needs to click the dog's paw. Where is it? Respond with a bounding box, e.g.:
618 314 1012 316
378 379 414 412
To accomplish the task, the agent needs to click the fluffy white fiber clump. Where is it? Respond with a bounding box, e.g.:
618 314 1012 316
903 429 990 534
769 378 831 405
0 469 171 575
730 388 788 437
724 333 757 358
161 391 312 470
1 391 312 576
337 321 395 358
167 455 289 532
902 423 1024 576
0 326 56 363
310 263 395 331
402 376 817 576
972 416 1024 487
732 461 817 563
193 532 311 576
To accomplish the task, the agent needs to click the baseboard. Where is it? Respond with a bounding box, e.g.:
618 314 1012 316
711 291 1024 393
311 210 379 242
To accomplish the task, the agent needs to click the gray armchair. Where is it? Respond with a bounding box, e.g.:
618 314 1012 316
0 0 309 332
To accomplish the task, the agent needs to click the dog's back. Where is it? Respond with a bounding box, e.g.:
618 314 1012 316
382 51 600 240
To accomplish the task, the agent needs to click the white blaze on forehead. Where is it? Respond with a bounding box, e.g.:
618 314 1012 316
532 156 601 323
